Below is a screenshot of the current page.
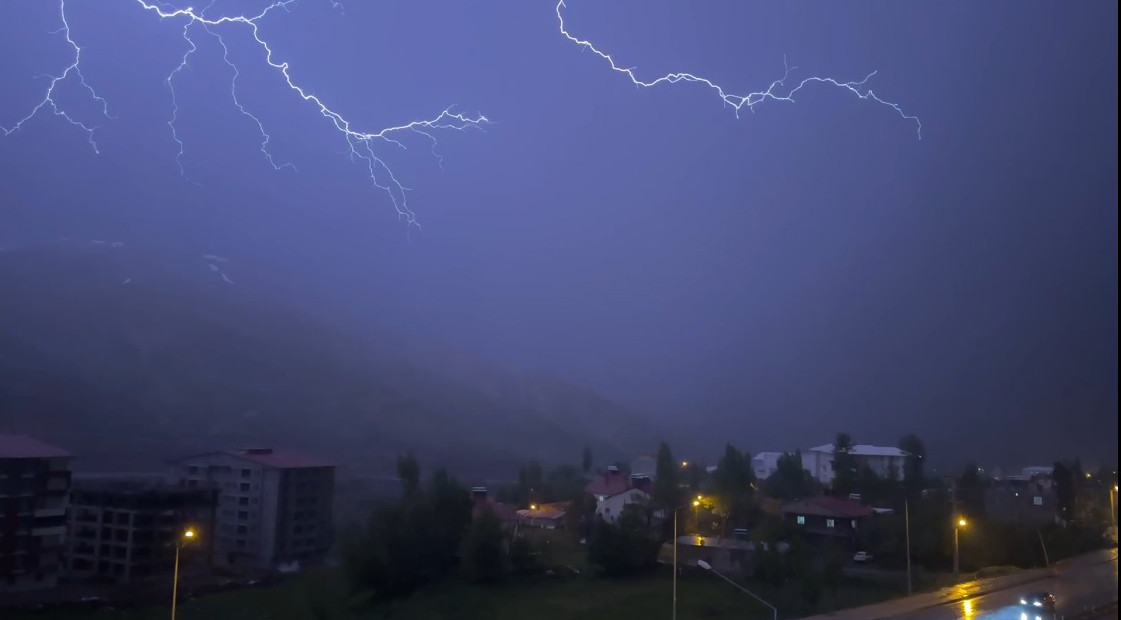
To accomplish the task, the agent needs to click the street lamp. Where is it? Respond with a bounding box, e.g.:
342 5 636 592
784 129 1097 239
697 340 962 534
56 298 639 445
171 527 196 620
953 517 967 581
1111 485 1118 535
696 559 778 620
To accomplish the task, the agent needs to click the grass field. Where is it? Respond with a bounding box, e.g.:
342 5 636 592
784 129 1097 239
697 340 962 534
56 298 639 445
7 567 902 620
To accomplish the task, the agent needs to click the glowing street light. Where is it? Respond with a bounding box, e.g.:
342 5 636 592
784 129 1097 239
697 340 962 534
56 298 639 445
172 527 196 620
953 517 967 581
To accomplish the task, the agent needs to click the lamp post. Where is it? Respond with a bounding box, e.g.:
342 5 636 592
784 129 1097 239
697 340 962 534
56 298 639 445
905 497 912 595
171 527 196 620
953 517 966 581
697 559 778 620
1111 485 1118 537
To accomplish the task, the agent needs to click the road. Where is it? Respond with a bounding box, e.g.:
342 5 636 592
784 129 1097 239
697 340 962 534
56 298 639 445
896 555 1117 620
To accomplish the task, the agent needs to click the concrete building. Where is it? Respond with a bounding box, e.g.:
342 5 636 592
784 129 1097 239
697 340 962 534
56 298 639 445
169 448 334 569
64 475 216 583
0 434 71 593
803 443 908 486
751 452 784 481
985 476 1058 527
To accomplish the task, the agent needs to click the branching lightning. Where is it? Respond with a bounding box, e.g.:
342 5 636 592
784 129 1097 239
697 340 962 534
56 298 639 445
556 1 921 140
2 0 489 226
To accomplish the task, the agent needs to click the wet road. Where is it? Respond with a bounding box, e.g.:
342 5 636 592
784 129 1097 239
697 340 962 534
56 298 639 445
897 556 1117 620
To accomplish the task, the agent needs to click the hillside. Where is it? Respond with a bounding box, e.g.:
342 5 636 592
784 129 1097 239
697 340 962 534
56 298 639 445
0 244 655 477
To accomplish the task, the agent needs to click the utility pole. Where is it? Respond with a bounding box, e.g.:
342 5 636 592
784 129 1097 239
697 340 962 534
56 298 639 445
905 497 913 595
950 478 960 581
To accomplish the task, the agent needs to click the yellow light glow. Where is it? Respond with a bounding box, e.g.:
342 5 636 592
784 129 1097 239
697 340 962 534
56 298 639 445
962 598 974 618
681 461 688 467
958 518 967 527
693 500 700 506
530 504 537 510
183 528 196 539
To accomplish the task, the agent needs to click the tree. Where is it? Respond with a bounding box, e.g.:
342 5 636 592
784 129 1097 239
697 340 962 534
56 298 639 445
831 433 859 496
582 446 593 475
653 441 680 508
959 461 985 517
711 444 756 535
397 452 421 498
898 433 927 499
587 508 660 577
460 507 508 583
1053 461 1076 523
764 450 813 501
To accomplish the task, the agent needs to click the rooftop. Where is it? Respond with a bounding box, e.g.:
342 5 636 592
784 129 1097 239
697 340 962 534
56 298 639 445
0 434 71 459
808 443 908 458
782 496 876 519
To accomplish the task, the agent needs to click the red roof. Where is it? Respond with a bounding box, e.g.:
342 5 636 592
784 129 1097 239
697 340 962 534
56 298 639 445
585 471 633 497
0 434 71 459
782 496 875 519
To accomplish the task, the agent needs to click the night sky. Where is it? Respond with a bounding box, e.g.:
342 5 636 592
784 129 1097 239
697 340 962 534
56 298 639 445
1 0 1117 470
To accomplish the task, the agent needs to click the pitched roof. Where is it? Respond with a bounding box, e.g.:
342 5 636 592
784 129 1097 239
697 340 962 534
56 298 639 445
585 471 633 497
0 434 71 459
808 444 907 457
782 496 876 519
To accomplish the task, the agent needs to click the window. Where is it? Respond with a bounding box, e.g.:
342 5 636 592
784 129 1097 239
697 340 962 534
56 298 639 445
826 519 835 528
1033 496 1043 506
239 482 250 492
851 520 857 529
239 497 249 506
236 525 247 535
237 511 248 520
241 469 252 479
796 515 805 525
187 466 198 475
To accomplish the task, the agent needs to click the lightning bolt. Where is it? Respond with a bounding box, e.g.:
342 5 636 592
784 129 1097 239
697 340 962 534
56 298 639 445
2 0 489 227
556 1 921 140
0 0 114 153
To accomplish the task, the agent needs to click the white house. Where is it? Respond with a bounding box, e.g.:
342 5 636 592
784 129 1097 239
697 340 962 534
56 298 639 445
585 467 652 523
751 452 785 481
803 444 908 486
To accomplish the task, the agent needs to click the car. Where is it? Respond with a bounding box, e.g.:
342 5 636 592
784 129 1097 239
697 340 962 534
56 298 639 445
852 551 873 563
1019 592 1056 619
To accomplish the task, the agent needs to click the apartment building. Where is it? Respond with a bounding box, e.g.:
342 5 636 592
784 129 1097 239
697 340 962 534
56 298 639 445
169 448 334 569
65 475 216 583
0 434 71 593
802 443 909 486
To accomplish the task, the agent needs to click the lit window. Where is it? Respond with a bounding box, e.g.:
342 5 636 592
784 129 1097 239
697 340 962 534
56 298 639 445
826 519 835 528
796 515 805 525
1033 496 1043 506
851 520 857 529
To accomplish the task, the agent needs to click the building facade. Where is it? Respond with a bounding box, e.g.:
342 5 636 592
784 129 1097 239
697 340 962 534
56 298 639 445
65 476 216 583
170 448 334 569
0 434 71 593
985 476 1058 527
803 444 908 486
751 452 784 481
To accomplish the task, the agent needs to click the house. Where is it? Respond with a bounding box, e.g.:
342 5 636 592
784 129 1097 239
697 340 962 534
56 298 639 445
169 448 334 570
751 452 784 481
985 475 1058 527
803 444 908 486
471 487 519 529
65 475 217 583
585 467 651 523
782 496 875 546
0 434 71 593
516 501 569 529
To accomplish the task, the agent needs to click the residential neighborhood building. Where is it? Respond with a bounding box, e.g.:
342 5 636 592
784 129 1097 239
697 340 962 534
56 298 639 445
584 467 651 523
471 487 519 526
515 501 568 529
985 475 1058 527
751 452 784 481
64 475 217 583
782 496 875 547
0 434 71 593
803 443 908 486
170 448 334 570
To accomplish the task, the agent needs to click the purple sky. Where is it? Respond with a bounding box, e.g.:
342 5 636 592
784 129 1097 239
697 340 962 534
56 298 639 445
1 0 1117 470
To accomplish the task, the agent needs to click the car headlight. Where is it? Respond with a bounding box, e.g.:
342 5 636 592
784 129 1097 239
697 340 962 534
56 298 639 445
1033 601 1042 607
1020 599 1027 605
1020 612 1027 620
